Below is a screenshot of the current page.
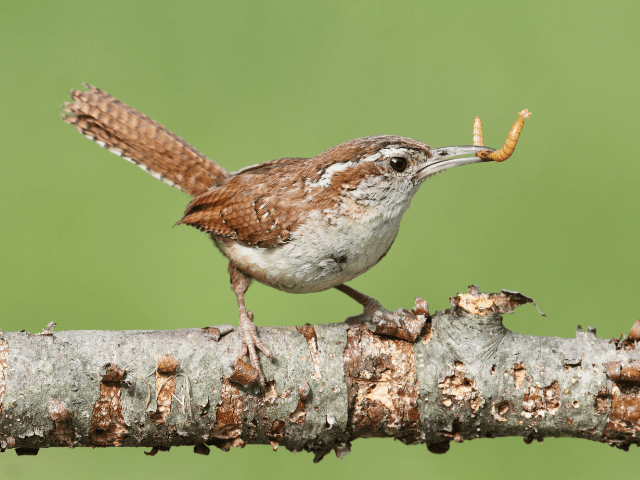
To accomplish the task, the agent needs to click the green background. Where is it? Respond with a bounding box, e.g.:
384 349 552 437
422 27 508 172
1 0 639 478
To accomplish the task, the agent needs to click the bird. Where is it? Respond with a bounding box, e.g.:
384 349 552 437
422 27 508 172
63 85 509 385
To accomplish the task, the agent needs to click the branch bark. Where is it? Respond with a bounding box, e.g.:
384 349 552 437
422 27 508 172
1 286 639 461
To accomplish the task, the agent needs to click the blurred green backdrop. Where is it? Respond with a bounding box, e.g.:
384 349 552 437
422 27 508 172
1 0 639 478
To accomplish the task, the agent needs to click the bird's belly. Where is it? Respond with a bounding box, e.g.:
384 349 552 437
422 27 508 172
216 214 402 293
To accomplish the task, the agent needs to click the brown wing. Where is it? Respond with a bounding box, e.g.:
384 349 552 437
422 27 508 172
177 157 320 247
177 135 434 247
230 157 307 175
63 85 227 196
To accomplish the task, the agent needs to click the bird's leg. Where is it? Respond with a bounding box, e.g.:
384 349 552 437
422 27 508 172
229 262 272 385
335 284 424 342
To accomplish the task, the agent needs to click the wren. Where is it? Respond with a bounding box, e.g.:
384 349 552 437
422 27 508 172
63 85 502 384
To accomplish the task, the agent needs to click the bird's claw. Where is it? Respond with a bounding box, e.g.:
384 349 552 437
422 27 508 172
237 310 272 386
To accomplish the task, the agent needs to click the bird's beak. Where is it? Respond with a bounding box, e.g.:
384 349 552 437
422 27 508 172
415 145 496 181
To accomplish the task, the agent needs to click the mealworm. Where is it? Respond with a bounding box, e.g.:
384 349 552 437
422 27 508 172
476 109 531 162
473 116 483 146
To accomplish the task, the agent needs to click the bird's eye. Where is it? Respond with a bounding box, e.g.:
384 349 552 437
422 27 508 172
389 156 407 172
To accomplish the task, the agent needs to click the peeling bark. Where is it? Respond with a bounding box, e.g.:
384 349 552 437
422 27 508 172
0 338 7 417
89 364 129 447
1 287 640 459
149 354 178 425
48 399 77 447
344 323 420 444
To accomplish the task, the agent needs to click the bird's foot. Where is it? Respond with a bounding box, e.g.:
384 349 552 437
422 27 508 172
346 298 428 342
237 311 272 386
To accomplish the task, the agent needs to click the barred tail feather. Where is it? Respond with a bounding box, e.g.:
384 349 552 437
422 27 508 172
63 85 227 197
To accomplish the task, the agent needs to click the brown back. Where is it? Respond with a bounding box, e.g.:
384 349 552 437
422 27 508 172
177 136 432 247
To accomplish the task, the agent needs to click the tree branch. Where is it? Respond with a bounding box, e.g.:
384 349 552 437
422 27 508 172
1 286 638 461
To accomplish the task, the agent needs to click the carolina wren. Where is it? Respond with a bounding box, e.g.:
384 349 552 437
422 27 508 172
63 85 500 384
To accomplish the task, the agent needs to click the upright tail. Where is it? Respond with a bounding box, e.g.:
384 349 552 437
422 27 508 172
63 85 228 197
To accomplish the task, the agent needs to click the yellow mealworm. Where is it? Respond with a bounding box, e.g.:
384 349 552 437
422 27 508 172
476 109 531 162
473 116 483 146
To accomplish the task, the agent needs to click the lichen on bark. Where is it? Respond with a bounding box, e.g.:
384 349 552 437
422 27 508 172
1 287 639 458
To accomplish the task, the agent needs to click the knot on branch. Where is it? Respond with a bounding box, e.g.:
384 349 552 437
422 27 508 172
430 286 545 369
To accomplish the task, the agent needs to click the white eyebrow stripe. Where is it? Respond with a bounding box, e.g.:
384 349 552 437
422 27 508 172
378 147 410 158
307 160 358 188
306 147 412 189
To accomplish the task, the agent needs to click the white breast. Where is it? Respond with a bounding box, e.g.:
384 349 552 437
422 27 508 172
216 150 422 294
216 207 404 294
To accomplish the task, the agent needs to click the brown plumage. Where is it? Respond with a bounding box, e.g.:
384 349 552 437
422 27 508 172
63 86 431 248
63 85 515 385
62 85 227 196
176 136 431 247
